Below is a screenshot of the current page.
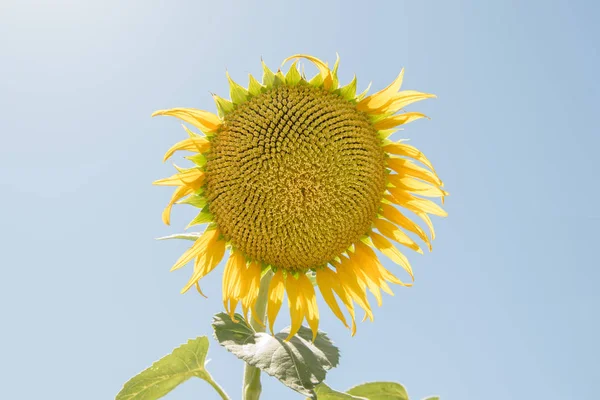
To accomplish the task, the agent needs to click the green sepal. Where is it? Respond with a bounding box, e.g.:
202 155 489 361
377 128 400 140
177 193 207 208
273 69 286 87
213 94 235 118
262 60 276 88
309 72 324 88
186 205 214 228
227 72 250 105
156 232 202 241
185 153 207 167
356 82 372 101
260 264 273 278
248 73 265 96
369 112 392 124
337 74 357 101
331 53 340 90
285 61 302 86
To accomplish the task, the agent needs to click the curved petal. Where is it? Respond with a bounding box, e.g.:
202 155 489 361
285 274 305 341
369 232 414 280
298 273 319 341
382 142 436 171
162 185 195 225
181 231 226 293
316 267 349 329
267 270 285 334
163 136 210 162
170 228 219 272
374 218 422 254
379 90 437 114
357 69 404 112
282 54 333 90
373 112 428 131
153 168 205 187
380 203 432 250
152 108 221 133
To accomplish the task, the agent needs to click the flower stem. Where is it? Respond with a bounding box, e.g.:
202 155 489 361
203 372 231 400
242 270 273 400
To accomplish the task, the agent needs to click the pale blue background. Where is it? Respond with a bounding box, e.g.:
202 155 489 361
1 1 598 399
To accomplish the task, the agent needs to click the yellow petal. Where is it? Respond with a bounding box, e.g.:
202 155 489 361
181 231 225 293
382 142 436 171
162 185 194 225
369 232 414 280
316 267 349 329
389 175 448 198
267 270 285 334
346 254 383 307
373 112 428 131
379 90 437 114
387 157 443 187
380 203 432 250
298 274 319 341
388 188 447 217
241 261 262 324
152 108 221 133
357 69 404 112
170 228 219 272
222 251 242 311
153 168 205 187
374 218 422 254
283 54 333 90
163 136 210 162
354 241 411 287
335 257 374 322
285 275 305 341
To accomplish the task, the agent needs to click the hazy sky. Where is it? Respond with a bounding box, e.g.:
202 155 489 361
1 1 598 399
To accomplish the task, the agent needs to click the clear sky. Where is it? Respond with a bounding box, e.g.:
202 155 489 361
1 1 598 399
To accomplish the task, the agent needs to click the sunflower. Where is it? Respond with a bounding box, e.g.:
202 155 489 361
153 54 446 340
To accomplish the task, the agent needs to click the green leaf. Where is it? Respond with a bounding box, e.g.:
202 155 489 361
212 313 340 398
347 382 409 400
116 337 228 400
156 232 201 241
422 397 440 400
309 383 366 399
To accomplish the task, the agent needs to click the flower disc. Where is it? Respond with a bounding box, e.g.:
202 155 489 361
205 85 387 270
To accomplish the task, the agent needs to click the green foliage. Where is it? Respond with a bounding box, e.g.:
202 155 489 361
347 382 409 400
311 383 366 399
311 381 439 400
116 337 228 400
212 313 339 398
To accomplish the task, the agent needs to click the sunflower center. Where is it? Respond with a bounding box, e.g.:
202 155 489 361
205 84 387 270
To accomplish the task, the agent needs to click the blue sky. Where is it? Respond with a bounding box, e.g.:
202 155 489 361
1 1 598 399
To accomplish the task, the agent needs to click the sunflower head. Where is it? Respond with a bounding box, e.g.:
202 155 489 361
153 54 446 339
